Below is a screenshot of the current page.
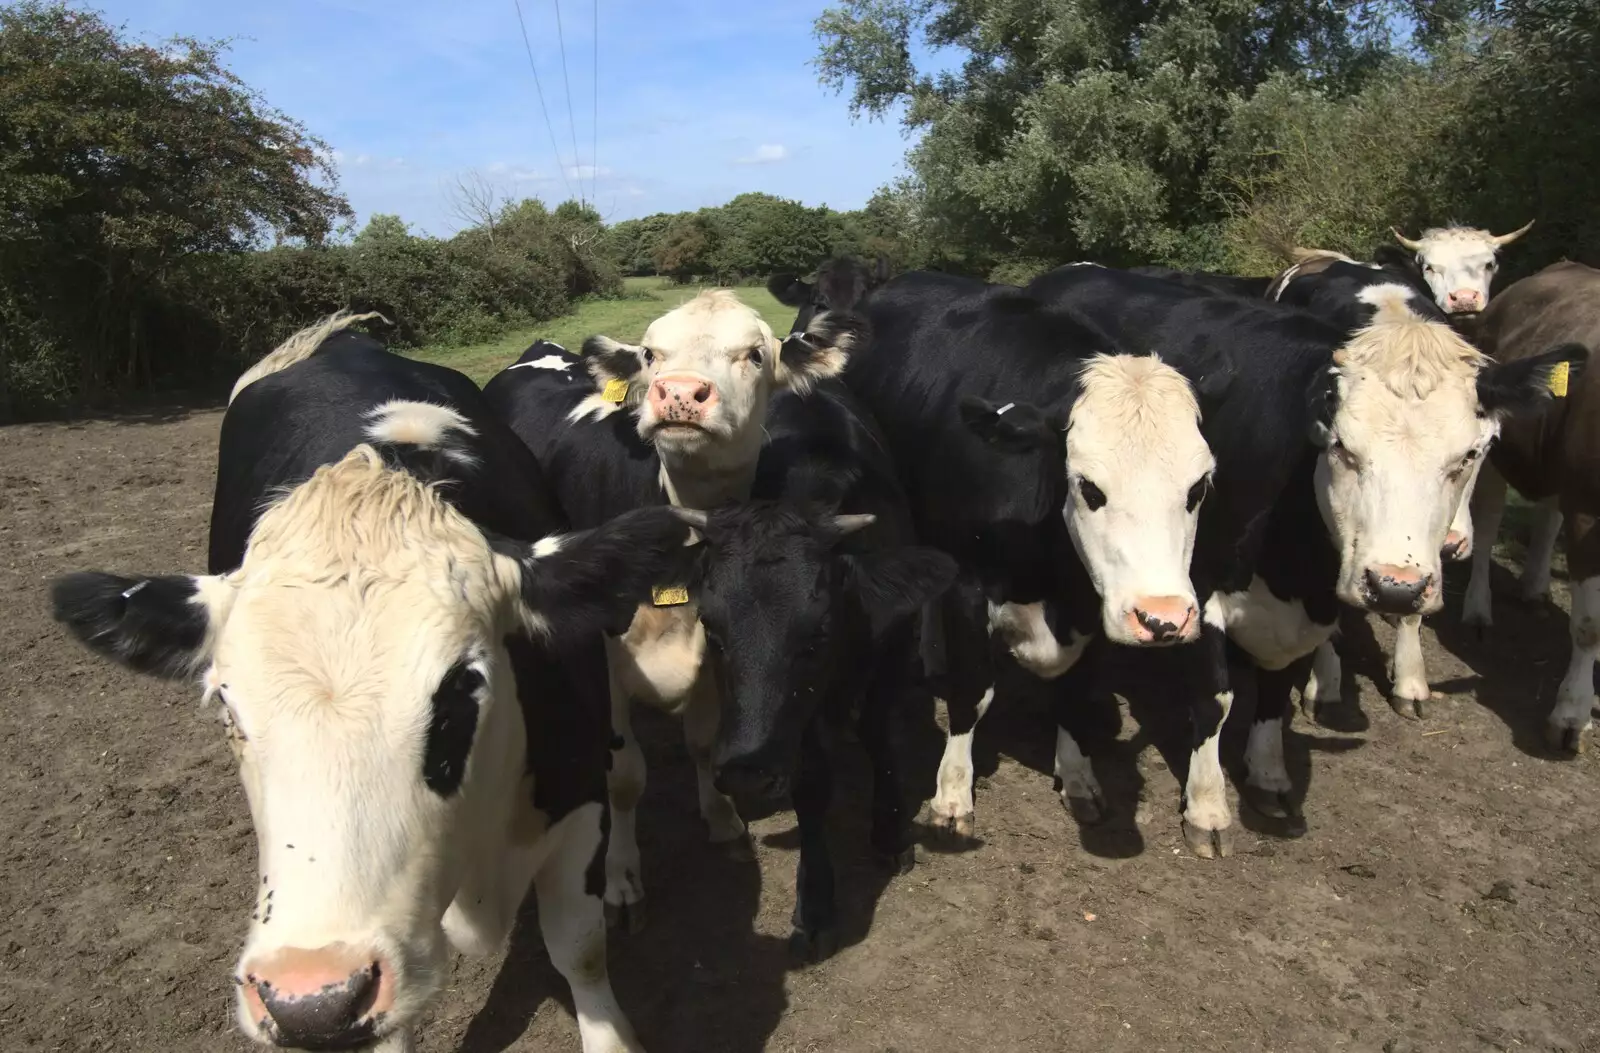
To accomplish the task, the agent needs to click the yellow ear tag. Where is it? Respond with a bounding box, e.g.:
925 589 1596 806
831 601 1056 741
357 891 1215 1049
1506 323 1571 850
652 585 689 607
1549 361 1570 398
602 377 629 403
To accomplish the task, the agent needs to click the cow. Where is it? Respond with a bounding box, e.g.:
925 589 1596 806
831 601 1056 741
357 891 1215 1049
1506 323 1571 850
51 312 693 1053
766 255 892 329
1459 262 1598 752
1387 221 1536 317
1266 252 1484 716
484 296 952 958
1129 265 1274 299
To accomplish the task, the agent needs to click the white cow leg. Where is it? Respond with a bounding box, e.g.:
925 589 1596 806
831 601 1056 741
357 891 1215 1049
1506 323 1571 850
930 687 993 839
1463 465 1508 628
442 786 544 956
1182 690 1236 858
1549 575 1600 754
1519 497 1563 601
1302 638 1343 718
682 665 746 846
1052 725 1104 822
601 655 647 932
535 804 644 1053
1388 614 1431 718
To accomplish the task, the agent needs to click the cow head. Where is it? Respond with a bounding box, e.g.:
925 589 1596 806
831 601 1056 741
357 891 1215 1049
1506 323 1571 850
579 291 863 478
51 447 690 1051
769 255 892 334
675 503 954 801
964 352 1226 647
1393 222 1534 316
1308 316 1584 614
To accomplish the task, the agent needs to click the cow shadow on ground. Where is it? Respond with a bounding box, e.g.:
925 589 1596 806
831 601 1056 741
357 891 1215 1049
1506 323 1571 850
460 703 905 1053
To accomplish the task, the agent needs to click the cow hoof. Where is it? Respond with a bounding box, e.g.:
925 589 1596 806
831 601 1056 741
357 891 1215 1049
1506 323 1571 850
876 846 916 876
1063 791 1106 826
788 924 839 964
1545 722 1590 755
604 897 647 935
1389 695 1425 721
930 810 976 841
1181 820 1233 859
1241 786 1307 837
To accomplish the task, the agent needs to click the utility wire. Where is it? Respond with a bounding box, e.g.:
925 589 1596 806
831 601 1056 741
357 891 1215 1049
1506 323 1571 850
551 0 585 207
590 0 600 209
511 0 576 204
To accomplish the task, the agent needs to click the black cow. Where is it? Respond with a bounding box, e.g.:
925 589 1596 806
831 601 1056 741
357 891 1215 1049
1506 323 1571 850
1129 265 1274 299
768 255 893 331
483 335 955 958
51 313 685 1053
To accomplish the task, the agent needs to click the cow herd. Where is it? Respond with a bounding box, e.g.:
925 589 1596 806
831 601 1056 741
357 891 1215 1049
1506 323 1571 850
48 225 1600 1053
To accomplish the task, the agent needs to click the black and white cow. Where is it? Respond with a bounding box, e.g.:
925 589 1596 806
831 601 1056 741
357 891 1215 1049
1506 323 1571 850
53 313 692 1053
1267 251 1485 716
483 301 953 957
1031 265 1580 843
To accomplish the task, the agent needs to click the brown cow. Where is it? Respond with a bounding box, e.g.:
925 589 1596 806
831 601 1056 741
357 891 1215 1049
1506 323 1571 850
1462 262 1600 751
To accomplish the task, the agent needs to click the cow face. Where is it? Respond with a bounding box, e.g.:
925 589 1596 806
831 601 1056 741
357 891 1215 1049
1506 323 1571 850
768 255 891 334
964 354 1220 647
51 447 690 1052
676 504 954 801
580 292 862 476
1309 320 1583 615
1393 222 1533 316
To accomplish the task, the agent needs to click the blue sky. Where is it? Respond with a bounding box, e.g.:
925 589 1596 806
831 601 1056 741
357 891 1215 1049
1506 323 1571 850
92 0 923 235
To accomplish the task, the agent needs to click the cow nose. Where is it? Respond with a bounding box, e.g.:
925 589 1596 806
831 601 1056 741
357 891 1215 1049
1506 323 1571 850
1125 596 1199 645
1442 530 1470 561
714 762 790 804
1362 565 1431 613
1447 289 1482 312
648 375 717 424
242 946 389 1049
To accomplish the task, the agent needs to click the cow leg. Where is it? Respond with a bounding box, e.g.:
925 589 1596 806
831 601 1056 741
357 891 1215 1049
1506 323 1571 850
1388 614 1430 718
535 802 643 1053
1050 634 1108 824
1242 655 1311 836
1519 497 1563 601
1301 637 1343 717
682 662 747 847
1549 511 1600 753
856 646 919 873
789 721 839 962
1463 464 1508 628
1181 626 1235 859
929 580 995 839
600 651 646 933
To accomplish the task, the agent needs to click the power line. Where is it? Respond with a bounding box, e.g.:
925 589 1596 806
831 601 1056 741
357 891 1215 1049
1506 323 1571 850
511 0 576 204
590 0 599 209
551 0 584 207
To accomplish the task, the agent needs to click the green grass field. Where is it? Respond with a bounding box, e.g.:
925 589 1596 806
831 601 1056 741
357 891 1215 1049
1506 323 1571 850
413 276 793 385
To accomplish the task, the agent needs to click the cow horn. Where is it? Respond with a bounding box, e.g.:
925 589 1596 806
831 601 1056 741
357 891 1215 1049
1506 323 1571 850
831 514 876 535
1492 220 1535 247
1391 227 1423 252
670 507 708 530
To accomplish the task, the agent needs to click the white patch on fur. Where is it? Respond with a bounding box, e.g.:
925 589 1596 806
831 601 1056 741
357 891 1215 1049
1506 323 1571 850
1355 282 1422 321
532 535 564 559
511 354 573 372
930 688 994 826
1305 639 1343 705
230 310 386 404
1065 355 1212 645
1053 725 1101 805
364 400 480 467
1184 691 1234 832
1244 717 1290 793
608 604 706 708
1204 578 1336 670
987 601 1090 679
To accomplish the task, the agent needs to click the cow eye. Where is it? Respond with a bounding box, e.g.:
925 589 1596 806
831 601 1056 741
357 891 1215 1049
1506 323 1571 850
1079 479 1107 511
749 346 764 367
1487 260 1498 271
641 348 655 366
1186 478 1208 513
1330 440 1359 469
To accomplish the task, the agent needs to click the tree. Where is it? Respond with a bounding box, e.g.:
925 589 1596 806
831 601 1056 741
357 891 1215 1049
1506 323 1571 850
447 169 506 244
653 213 717 283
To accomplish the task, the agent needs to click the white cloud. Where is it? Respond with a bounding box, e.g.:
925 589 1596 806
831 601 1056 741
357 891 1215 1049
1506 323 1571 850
733 143 788 165
623 186 646 198
566 164 613 180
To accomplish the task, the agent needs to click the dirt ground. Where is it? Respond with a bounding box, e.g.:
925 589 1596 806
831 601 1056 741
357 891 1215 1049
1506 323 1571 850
4 407 1599 1053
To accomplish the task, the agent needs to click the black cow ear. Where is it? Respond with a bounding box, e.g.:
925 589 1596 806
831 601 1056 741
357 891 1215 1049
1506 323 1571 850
767 273 813 308
778 310 868 393
844 547 958 637
582 335 645 384
1479 343 1588 419
959 396 1062 452
505 507 695 643
52 572 223 679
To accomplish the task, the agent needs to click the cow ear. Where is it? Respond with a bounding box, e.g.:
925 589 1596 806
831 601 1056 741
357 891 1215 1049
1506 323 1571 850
959 396 1062 452
52 572 226 679
777 310 867 393
501 507 695 643
843 547 958 637
1305 366 1340 447
1172 347 1234 412
569 336 648 421
767 273 813 308
1478 343 1588 419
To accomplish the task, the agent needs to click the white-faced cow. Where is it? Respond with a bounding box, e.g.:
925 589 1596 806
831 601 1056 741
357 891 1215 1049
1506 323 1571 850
53 313 693 1053
1009 265 1578 852
1389 221 1535 317
1264 252 1487 716
484 296 951 957
1460 262 1597 752
791 267 1240 853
